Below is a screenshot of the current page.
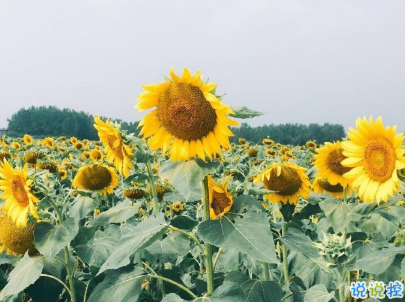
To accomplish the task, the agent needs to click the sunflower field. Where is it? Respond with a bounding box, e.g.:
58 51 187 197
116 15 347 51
1 68 405 302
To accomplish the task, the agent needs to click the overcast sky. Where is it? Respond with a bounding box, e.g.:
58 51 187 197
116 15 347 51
1 0 405 133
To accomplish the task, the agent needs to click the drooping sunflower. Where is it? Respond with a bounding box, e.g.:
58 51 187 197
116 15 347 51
341 116 405 203
0 160 39 227
94 116 134 178
72 163 119 196
135 67 239 161
207 175 233 219
314 141 352 188
254 162 311 205
24 152 43 165
312 176 351 199
23 134 34 145
0 215 37 256
262 138 274 146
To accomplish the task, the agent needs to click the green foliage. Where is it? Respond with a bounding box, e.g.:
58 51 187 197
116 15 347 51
231 122 345 145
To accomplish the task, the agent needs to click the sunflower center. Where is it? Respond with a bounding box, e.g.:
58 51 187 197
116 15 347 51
80 165 112 190
211 190 231 216
317 179 344 193
326 149 351 175
263 167 302 196
11 177 29 207
107 135 123 159
364 138 396 182
157 83 217 140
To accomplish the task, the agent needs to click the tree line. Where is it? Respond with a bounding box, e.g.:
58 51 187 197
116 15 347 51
6 106 345 145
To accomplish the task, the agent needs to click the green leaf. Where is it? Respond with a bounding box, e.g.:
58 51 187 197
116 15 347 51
197 195 278 263
355 246 405 274
230 106 265 119
304 284 335 302
98 214 169 274
371 213 398 238
88 201 140 227
170 215 198 231
194 282 245 302
162 293 187 302
69 196 100 220
145 232 190 263
73 227 118 267
319 199 361 233
225 271 283 302
280 228 319 259
34 217 79 259
87 266 146 302
160 159 204 202
0 253 44 301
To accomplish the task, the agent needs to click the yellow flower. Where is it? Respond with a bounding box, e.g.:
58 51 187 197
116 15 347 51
12 142 21 150
24 152 43 165
247 148 258 157
59 168 68 180
265 149 277 156
70 136 78 144
123 188 147 199
207 175 233 219
72 164 119 196
90 148 104 162
0 160 39 227
341 116 405 203
0 215 37 256
314 141 352 188
74 142 84 150
262 138 274 146
306 141 317 148
42 137 55 148
172 201 184 212
94 117 134 178
135 67 239 161
0 151 11 163
254 162 311 205
23 134 34 145
312 176 350 199
238 138 246 144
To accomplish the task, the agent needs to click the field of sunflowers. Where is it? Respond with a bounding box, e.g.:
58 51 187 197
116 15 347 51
1 68 405 302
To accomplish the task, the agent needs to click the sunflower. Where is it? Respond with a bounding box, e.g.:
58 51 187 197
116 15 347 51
172 201 184 212
59 168 68 180
12 141 21 150
94 116 134 177
0 160 39 227
0 215 37 256
238 138 246 144
341 116 405 203
265 149 277 156
135 67 239 161
70 136 78 145
43 137 55 149
74 142 84 150
254 162 311 205
124 188 148 199
23 134 34 145
247 148 258 157
314 141 352 188
306 141 317 148
90 148 104 162
24 152 43 165
312 176 350 199
207 175 233 219
38 161 58 173
0 151 11 163
72 164 119 196
262 138 274 146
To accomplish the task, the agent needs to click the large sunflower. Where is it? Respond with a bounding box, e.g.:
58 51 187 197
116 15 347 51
254 162 311 205
341 116 405 203
72 163 119 196
0 215 37 256
314 141 352 188
0 160 39 227
207 175 233 219
94 116 134 177
135 67 239 161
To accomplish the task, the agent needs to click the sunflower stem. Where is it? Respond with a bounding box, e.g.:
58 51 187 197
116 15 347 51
263 262 270 281
168 226 205 254
282 220 289 285
202 175 214 296
40 273 72 297
146 160 160 215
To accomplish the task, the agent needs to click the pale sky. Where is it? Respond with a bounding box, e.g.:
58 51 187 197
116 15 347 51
1 0 405 133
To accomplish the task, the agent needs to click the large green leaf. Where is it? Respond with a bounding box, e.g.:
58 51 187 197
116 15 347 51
34 217 79 259
0 253 44 301
354 246 405 274
230 106 265 119
98 214 169 274
69 196 100 220
162 293 187 302
280 228 320 259
225 271 283 302
304 284 335 302
88 201 140 227
145 232 190 263
194 282 245 302
319 199 361 233
197 195 278 264
159 159 204 202
87 266 146 302
73 227 118 267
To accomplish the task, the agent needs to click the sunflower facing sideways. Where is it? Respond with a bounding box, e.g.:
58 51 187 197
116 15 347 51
72 163 119 196
254 162 311 205
135 67 239 162
0 159 39 227
94 116 134 177
314 141 352 189
207 175 233 219
341 116 405 203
